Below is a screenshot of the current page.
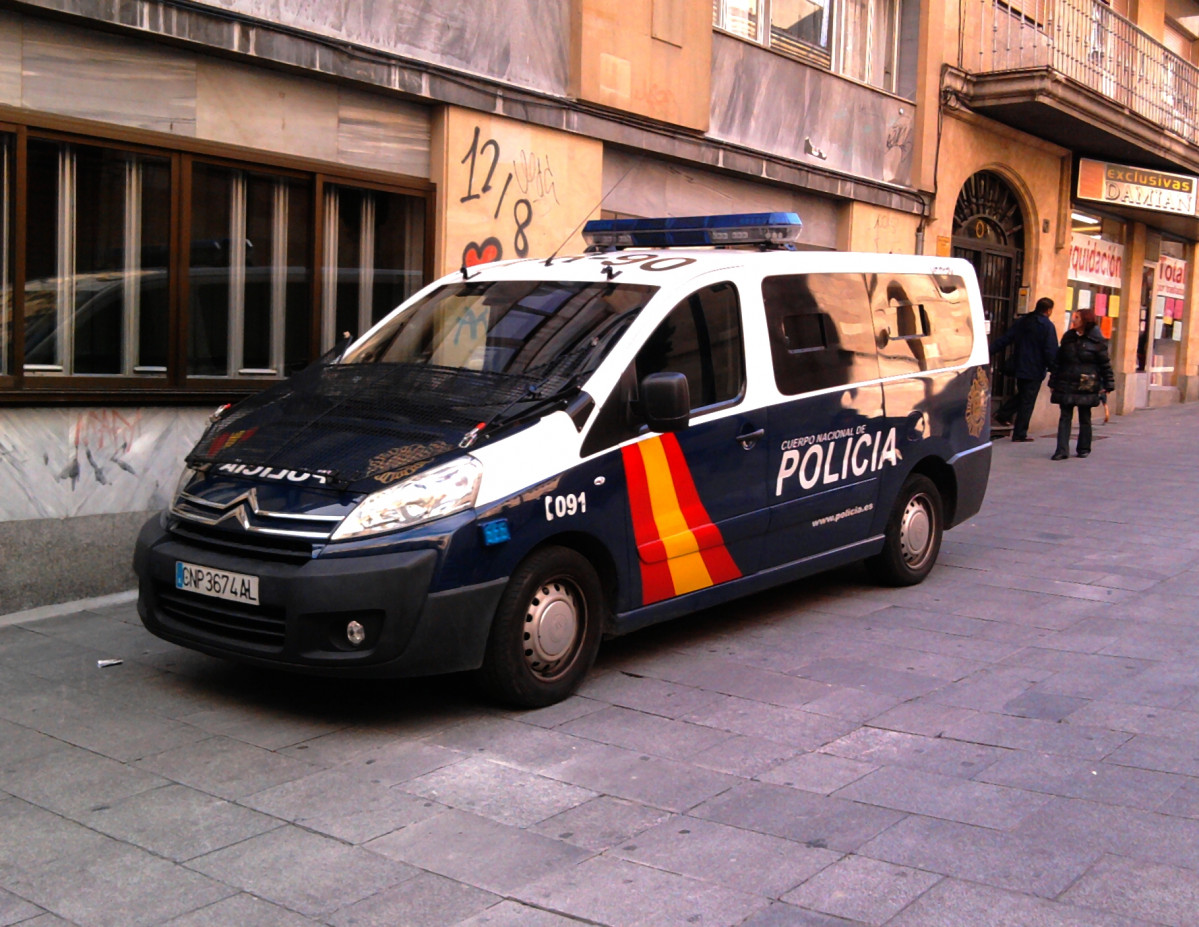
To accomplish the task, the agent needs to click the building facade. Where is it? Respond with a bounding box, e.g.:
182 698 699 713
0 0 1195 610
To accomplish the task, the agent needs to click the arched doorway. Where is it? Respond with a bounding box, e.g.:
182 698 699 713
951 171 1026 407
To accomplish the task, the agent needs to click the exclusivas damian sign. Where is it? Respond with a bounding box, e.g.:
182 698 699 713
1077 158 1198 217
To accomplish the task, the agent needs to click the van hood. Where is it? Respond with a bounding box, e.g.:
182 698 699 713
186 361 560 491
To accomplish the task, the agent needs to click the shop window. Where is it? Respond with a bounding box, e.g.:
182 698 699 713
0 133 10 377
322 184 425 350
188 164 312 378
0 124 429 398
763 273 879 394
24 140 171 377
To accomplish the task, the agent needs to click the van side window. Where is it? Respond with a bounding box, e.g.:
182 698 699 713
581 282 744 455
762 273 879 395
874 274 974 376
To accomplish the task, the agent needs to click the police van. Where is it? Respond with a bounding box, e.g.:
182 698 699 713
134 213 992 707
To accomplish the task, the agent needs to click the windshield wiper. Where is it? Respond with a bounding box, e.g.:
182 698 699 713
458 377 584 448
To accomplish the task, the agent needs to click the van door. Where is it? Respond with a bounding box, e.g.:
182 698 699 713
761 272 889 567
583 280 769 608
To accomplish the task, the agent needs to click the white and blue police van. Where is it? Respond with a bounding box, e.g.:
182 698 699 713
134 213 993 707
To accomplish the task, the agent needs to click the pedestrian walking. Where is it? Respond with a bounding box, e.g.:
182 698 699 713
1049 307 1115 460
989 296 1059 442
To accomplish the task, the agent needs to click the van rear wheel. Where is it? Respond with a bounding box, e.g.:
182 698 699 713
477 547 603 708
867 474 942 586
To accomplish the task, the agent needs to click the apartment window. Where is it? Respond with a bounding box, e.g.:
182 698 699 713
2 124 430 398
713 0 831 64
841 0 898 91
714 0 916 97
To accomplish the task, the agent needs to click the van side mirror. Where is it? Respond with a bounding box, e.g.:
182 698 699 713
640 372 690 433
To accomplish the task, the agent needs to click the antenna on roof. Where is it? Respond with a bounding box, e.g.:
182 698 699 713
544 156 642 267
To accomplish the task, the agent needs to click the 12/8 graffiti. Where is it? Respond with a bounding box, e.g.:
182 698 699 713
459 126 540 265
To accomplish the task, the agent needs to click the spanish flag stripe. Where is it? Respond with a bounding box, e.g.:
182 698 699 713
637 437 714 595
622 434 744 605
639 437 706 561
658 433 742 584
620 442 676 605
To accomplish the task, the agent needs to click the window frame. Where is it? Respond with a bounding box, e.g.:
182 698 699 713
0 107 435 405
713 0 834 69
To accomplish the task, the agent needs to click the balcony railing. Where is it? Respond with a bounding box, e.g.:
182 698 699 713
964 0 1199 146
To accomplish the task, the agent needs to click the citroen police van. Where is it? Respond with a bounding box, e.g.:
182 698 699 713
134 213 992 707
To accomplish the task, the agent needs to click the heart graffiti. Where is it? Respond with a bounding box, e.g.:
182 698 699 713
462 237 503 268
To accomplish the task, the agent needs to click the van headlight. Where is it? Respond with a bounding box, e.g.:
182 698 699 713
331 456 483 541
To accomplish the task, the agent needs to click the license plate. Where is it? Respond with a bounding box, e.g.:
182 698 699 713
175 561 260 605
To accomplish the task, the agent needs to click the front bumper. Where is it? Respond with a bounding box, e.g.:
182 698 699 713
134 517 506 677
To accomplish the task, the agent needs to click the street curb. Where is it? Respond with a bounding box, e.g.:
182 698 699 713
0 590 138 628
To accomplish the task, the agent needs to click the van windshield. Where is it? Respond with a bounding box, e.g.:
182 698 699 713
341 280 657 382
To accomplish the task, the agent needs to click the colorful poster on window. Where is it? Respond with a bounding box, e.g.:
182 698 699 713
1094 292 1108 317
1158 256 1187 299
1069 234 1124 288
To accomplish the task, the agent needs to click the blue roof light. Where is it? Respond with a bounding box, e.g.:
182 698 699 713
582 212 803 250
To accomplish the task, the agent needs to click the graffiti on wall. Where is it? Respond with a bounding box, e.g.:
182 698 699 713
445 111 602 274
0 408 209 522
457 125 560 268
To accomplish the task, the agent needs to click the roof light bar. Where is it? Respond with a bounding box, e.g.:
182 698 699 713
582 212 803 250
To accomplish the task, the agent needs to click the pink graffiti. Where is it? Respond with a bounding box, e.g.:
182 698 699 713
72 409 143 452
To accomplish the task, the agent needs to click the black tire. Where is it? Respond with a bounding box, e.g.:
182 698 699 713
477 546 604 708
866 473 943 587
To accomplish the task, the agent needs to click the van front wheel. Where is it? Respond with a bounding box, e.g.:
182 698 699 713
867 474 943 586
477 547 603 708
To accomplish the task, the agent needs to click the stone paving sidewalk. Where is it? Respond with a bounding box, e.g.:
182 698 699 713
4 404 1199 926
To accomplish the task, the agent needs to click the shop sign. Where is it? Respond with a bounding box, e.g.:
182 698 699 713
1069 233 1124 288
1077 158 1198 217
1158 255 1188 299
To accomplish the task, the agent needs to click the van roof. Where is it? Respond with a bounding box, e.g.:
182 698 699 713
464 250 976 287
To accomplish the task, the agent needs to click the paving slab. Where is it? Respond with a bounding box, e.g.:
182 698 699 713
187 825 414 918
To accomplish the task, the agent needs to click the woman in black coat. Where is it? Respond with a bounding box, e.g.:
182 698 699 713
1049 307 1115 460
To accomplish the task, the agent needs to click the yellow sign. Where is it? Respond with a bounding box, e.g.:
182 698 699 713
1077 158 1197 217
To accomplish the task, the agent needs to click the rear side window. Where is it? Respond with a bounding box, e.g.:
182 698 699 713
582 282 744 455
874 274 974 377
762 273 879 395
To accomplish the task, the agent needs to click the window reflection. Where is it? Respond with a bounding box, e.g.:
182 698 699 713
322 184 425 350
188 164 312 378
0 133 10 377
24 140 170 376
4 129 428 389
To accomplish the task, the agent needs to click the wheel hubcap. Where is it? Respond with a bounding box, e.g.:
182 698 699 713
899 493 933 567
524 580 581 677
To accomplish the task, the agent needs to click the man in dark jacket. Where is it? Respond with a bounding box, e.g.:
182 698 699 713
989 297 1060 441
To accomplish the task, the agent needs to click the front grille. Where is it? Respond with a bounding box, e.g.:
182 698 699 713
168 520 317 563
155 585 286 650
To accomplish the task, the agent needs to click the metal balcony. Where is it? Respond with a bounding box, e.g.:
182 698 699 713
952 0 1199 180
